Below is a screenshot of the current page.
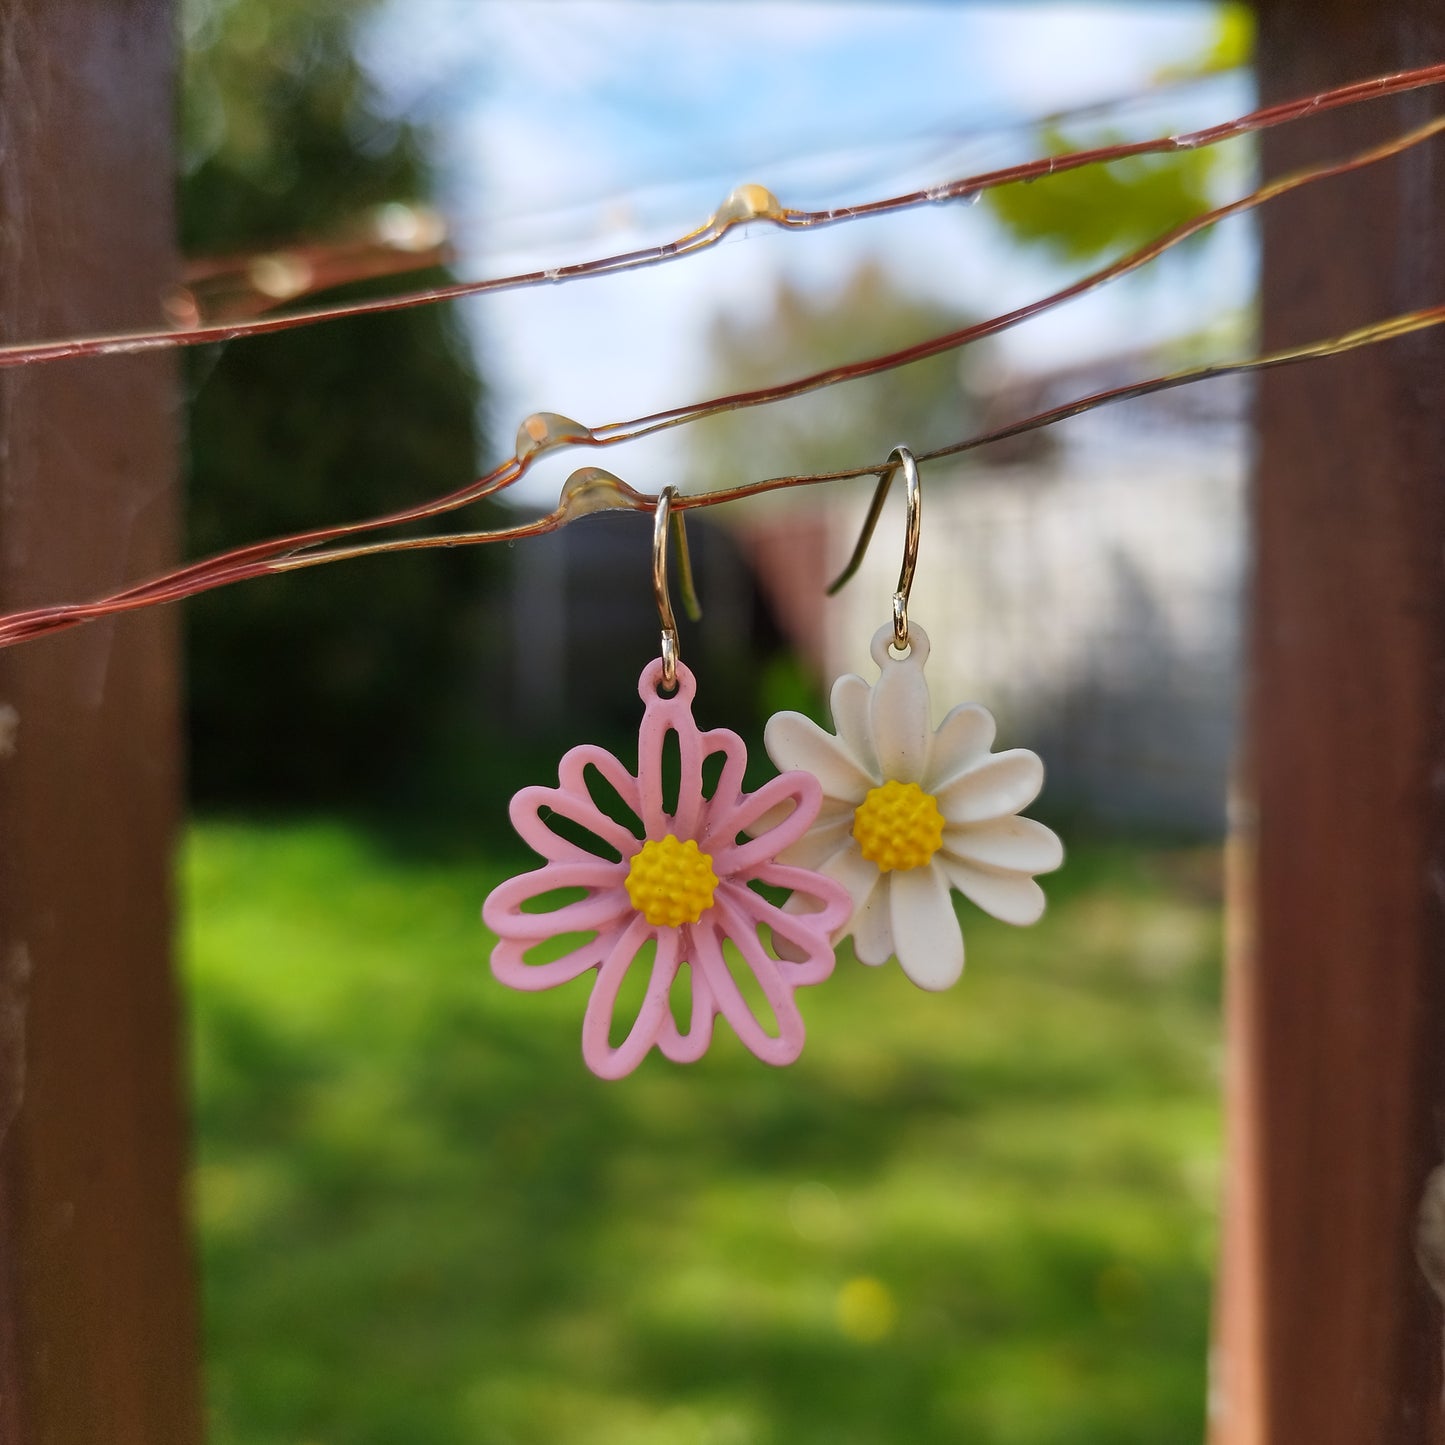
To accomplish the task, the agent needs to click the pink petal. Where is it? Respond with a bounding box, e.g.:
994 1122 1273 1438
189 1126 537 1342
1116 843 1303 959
750 862 855 945
636 673 744 839
490 924 624 992
580 917 678 1080
655 947 717 1064
742 795 852 844
696 895 806 1067
557 744 644 835
707 771 822 876
717 873 844 986
482 862 633 941
510 780 643 865
695 725 750 813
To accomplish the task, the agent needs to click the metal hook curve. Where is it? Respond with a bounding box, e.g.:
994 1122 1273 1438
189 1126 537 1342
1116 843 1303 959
652 487 702 690
891 446 921 649
653 487 679 690
824 445 921 650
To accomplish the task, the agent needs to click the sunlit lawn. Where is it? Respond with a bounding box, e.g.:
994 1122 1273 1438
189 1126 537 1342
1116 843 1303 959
184 819 1222 1445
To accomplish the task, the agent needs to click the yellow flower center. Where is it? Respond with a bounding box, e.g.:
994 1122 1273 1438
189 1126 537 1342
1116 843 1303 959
625 834 719 928
852 779 945 872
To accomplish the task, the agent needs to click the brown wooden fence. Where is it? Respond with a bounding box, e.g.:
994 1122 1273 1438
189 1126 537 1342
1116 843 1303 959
0 1 202 1440
1212 2 1445 1442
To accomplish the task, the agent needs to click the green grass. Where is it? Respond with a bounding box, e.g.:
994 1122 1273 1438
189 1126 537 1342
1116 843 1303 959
184 819 1222 1445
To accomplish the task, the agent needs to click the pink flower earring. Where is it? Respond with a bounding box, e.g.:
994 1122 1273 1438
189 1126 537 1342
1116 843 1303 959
483 487 852 1079
762 447 1063 991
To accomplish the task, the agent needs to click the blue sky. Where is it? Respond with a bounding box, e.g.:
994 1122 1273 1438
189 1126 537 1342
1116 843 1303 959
362 2 1252 502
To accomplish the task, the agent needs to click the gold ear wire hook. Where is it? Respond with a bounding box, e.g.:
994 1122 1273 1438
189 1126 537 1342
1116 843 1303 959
825 445 921 650
653 487 702 691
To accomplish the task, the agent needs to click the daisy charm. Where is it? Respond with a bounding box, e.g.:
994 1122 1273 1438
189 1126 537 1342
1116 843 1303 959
764 622 1063 991
483 657 853 1079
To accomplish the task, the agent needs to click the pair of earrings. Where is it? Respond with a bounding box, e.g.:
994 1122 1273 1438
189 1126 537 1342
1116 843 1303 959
482 449 1063 1079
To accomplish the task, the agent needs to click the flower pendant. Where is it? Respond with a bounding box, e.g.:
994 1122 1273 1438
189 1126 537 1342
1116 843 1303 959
764 623 1063 991
483 658 853 1078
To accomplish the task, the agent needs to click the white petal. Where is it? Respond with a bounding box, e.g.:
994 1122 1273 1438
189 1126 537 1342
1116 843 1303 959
778 815 854 869
889 863 964 990
938 856 1047 925
868 650 932 784
943 816 1063 875
829 672 881 782
849 873 895 967
765 711 873 801
779 837 886 960
820 838 881 910
924 703 998 790
934 749 1044 824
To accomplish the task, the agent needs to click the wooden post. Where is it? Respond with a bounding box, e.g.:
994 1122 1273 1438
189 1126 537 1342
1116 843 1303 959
0 1 203 1441
1214 5 1445 1442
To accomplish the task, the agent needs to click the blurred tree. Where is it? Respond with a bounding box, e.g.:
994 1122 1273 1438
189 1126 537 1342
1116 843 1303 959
689 259 997 495
181 0 491 806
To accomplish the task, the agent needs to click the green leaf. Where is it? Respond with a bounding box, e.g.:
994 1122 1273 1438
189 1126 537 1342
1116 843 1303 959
983 125 1221 266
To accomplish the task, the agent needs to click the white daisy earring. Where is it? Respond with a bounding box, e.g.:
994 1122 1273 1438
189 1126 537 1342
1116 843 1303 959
762 446 1063 991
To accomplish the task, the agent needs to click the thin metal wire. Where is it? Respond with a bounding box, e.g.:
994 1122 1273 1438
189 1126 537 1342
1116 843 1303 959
2 61 1443 372
4 105 1445 648
0 101 1429 647
5 296 1445 651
